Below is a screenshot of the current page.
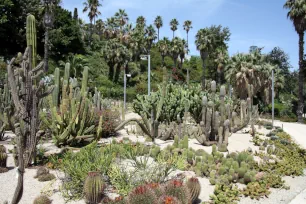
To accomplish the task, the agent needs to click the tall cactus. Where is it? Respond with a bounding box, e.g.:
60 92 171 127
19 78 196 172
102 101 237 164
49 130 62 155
52 68 60 107
41 63 101 146
26 14 37 68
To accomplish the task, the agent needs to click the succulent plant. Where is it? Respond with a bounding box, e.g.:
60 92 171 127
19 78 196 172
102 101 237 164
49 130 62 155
186 177 201 204
182 135 189 149
84 171 105 204
33 195 52 204
163 180 190 204
173 135 179 148
259 146 265 151
35 167 49 178
242 181 271 200
128 185 158 204
218 144 228 152
158 195 181 204
38 173 56 182
150 146 161 158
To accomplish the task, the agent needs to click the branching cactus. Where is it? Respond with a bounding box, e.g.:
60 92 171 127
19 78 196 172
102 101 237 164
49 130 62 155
41 64 103 146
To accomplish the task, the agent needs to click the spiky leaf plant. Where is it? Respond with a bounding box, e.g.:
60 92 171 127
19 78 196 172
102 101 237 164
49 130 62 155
84 171 105 204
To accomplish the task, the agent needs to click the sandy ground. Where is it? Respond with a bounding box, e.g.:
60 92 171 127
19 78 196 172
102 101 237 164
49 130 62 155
1 114 306 203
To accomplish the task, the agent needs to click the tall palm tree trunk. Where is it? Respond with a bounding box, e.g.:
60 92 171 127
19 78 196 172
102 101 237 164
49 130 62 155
44 28 49 72
173 31 174 39
158 29 160 41
297 32 304 123
186 32 189 84
202 57 206 90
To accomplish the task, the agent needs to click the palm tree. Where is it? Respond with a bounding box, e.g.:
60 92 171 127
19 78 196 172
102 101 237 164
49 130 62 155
114 9 129 32
83 0 102 41
284 0 306 123
214 49 229 84
145 25 157 53
136 16 146 28
195 28 215 89
183 20 192 83
154 15 163 41
179 39 187 69
157 37 170 66
170 18 179 39
95 19 105 37
170 37 184 68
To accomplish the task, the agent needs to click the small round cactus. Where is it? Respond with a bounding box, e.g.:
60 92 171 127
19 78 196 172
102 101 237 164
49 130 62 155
84 171 105 204
146 183 163 197
38 173 56 182
186 177 201 203
128 185 157 204
163 180 190 204
35 167 49 178
158 195 181 204
33 195 52 204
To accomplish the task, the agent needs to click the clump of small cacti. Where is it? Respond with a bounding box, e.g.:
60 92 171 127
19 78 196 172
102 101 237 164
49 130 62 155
158 195 181 204
84 171 105 204
186 177 201 203
267 145 274 155
182 135 189 149
33 195 52 204
128 185 157 204
163 180 190 204
0 145 6 153
150 146 161 158
242 181 271 200
38 173 56 182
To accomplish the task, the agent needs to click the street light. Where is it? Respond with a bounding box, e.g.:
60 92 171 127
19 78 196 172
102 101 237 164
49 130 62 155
123 72 131 120
140 54 151 96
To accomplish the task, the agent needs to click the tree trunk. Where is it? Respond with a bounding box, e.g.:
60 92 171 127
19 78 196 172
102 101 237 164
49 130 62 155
158 29 159 41
162 55 165 67
44 28 49 72
297 32 304 123
202 57 206 90
173 31 174 39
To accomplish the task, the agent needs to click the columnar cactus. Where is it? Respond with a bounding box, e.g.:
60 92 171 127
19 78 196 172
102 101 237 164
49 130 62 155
26 14 37 68
84 171 105 204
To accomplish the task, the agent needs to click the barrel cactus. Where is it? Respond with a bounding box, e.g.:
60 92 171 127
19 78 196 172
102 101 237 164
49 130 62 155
158 195 181 204
186 177 201 204
84 171 105 204
0 151 7 168
163 180 190 204
128 185 157 204
33 195 52 204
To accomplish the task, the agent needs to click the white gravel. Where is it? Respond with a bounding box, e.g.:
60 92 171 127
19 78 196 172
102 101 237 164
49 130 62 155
1 116 306 203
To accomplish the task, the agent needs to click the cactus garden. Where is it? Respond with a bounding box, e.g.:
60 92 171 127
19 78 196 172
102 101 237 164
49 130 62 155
1 0 306 204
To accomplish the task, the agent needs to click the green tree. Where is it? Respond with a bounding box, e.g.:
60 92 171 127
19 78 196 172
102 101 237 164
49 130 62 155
284 0 306 123
154 15 163 41
83 0 102 40
170 18 179 39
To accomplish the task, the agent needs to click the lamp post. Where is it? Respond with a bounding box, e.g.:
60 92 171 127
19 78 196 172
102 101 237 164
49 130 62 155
123 71 131 119
140 54 151 96
272 69 274 127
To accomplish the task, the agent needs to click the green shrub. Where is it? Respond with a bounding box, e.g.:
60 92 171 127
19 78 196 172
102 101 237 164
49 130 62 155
60 142 114 199
38 173 56 182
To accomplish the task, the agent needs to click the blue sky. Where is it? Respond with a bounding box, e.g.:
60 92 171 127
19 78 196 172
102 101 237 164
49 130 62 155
62 0 300 70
